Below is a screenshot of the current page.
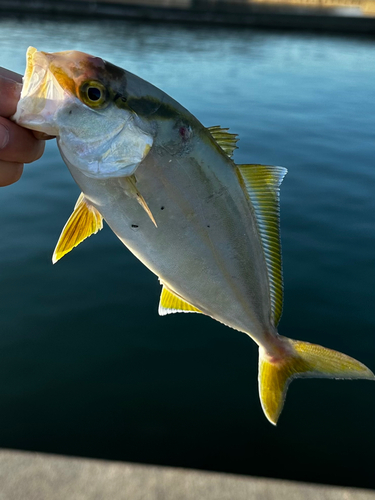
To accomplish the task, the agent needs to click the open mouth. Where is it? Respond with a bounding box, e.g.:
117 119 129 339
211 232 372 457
12 46 67 135
22 47 46 98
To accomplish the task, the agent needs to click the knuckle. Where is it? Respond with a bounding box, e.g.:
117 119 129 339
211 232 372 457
32 140 46 162
23 133 46 164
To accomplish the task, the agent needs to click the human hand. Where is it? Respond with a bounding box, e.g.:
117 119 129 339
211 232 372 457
0 68 47 186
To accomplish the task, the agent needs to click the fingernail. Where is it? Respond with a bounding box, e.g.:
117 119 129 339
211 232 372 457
0 123 9 149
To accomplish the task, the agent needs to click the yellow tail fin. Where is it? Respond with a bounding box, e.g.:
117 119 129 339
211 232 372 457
258 336 374 425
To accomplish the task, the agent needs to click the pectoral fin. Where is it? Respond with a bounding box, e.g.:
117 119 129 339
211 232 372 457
52 193 103 264
120 175 157 227
159 285 201 315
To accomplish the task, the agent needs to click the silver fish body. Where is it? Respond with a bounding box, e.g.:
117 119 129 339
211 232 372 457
65 128 274 344
12 47 374 425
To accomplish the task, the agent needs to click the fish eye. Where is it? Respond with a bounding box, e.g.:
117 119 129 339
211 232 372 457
79 80 108 108
87 86 102 102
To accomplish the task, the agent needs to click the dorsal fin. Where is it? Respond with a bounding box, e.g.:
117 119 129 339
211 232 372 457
159 285 201 316
52 193 103 264
237 164 287 326
207 125 239 158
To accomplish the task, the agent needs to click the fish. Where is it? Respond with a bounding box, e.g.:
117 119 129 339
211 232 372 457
12 46 374 425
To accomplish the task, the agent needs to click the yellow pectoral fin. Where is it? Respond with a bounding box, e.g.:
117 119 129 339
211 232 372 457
52 193 103 264
158 285 201 316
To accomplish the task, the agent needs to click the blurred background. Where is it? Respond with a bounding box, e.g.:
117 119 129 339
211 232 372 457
0 3 375 491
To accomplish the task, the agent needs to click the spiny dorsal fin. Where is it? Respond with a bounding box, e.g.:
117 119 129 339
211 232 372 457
159 285 201 316
52 193 103 264
237 164 287 326
207 125 239 158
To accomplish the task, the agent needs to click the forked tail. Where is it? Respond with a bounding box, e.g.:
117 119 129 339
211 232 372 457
258 336 374 425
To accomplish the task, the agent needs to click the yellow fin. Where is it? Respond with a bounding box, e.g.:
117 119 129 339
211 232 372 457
259 336 375 425
52 193 103 264
158 285 201 316
207 125 239 158
237 164 287 326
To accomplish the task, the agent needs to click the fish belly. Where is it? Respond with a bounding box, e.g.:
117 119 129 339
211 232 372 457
64 146 274 344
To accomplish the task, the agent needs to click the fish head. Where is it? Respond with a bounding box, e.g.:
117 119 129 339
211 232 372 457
13 47 154 179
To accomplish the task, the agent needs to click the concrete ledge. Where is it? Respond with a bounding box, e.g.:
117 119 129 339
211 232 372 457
0 449 374 500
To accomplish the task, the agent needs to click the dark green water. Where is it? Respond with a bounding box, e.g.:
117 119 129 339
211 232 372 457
1 16 375 489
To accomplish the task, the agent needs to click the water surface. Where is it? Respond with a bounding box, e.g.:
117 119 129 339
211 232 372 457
0 16 375 488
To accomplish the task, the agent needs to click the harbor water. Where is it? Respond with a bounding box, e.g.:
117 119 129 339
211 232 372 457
0 15 375 489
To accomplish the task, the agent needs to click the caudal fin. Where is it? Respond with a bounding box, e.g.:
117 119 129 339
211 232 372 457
258 336 374 425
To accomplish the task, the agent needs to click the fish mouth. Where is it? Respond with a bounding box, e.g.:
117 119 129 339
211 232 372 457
12 46 69 135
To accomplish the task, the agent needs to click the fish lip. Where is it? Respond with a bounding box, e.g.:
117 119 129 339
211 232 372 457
12 46 67 135
22 47 47 97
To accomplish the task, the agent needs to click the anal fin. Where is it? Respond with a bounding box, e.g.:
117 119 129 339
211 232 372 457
52 193 103 263
159 285 201 316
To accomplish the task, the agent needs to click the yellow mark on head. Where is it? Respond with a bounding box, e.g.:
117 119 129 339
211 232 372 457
49 63 77 97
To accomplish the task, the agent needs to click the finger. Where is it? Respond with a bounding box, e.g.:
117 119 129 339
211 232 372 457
32 131 55 141
0 161 23 187
0 67 22 83
0 118 45 164
0 72 22 117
